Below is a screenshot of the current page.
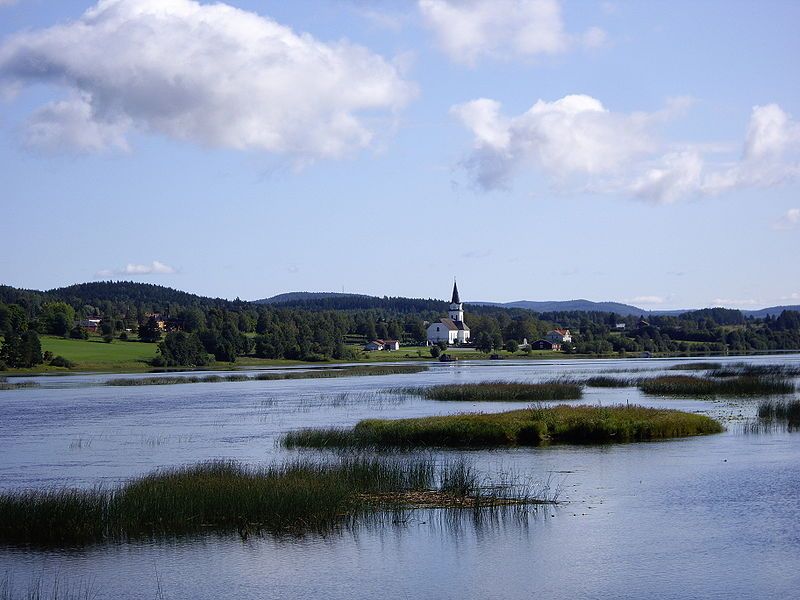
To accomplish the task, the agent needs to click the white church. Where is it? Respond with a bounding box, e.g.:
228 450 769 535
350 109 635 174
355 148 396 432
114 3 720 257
427 280 470 345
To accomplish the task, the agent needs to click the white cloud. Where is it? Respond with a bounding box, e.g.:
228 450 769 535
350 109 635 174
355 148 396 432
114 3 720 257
96 261 177 277
418 0 604 65
453 95 800 202
452 94 653 189
779 292 800 302
0 0 415 158
630 296 665 305
773 208 800 230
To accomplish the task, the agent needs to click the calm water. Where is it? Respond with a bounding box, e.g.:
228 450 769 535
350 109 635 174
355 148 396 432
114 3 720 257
2 356 799 599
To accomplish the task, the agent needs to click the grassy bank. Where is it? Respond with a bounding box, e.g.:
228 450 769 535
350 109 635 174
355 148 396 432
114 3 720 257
639 375 795 396
0 457 540 546
282 404 723 449
105 364 429 386
397 381 583 402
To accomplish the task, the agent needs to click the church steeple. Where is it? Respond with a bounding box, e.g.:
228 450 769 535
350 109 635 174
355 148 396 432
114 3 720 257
451 279 461 305
449 279 464 323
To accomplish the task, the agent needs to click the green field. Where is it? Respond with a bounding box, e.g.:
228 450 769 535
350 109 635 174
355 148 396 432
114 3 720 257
39 336 159 372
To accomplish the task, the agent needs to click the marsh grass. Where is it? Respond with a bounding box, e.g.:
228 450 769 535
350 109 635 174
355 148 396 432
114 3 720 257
0 457 539 547
1 574 97 600
639 375 795 396
709 363 800 378
0 378 39 391
106 365 428 386
282 404 723 449
668 362 723 371
757 398 800 425
584 376 633 388
395 381 583 402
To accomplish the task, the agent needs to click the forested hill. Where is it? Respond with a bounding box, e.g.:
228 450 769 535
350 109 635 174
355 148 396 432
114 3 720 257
0 281 237 313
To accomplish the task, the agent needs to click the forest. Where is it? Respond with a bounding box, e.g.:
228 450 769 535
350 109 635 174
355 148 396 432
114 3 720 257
1 282 799 369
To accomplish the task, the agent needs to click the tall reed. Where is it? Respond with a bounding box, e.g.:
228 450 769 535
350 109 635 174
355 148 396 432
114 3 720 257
397 381 583 402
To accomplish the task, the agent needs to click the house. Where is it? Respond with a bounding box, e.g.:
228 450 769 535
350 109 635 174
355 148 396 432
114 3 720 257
427 281 470 345
145 313 167 331
546 328 572 344
364 339 400 351
531 339 561 351
615 323 627 330
78 318 102 332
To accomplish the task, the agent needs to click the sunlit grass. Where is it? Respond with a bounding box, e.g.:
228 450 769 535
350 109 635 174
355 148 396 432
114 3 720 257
282 404 723 449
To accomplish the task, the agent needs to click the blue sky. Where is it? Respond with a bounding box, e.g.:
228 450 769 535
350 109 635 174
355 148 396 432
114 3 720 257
0 0 798 309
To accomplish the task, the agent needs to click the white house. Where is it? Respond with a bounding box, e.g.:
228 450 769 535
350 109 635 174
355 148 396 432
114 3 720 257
546 328 572 344
364 339 400 351
427 281 470 345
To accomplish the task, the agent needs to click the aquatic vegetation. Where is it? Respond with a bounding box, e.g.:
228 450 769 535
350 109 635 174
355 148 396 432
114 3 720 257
397 381 583 402
668 362 723 371
584 376 633 388
639 375 795 396
757 399 800 425
0 378 39 391
106 364 428 386
0 457 540 546
282 404 723 449
709 363 800 378
0 574 96 600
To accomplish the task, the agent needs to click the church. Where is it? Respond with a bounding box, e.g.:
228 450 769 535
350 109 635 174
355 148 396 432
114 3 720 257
427 280 470 345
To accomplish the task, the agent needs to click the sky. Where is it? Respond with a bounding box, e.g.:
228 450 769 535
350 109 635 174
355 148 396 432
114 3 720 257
0 0 798 309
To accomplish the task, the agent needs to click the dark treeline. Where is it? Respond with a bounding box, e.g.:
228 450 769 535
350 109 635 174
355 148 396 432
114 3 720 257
1 282 800 369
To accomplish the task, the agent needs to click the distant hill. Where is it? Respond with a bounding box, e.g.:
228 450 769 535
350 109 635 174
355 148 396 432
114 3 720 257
255 291 371 305
473 299 650 316
741 305 800 318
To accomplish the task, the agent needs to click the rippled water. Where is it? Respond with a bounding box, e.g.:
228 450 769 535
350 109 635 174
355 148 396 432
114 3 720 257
2 356 799 599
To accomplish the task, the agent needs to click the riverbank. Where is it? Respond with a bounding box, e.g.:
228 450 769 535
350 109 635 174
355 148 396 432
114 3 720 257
5 335 798 376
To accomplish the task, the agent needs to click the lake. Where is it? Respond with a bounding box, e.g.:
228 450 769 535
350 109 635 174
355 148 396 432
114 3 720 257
1 355 799 599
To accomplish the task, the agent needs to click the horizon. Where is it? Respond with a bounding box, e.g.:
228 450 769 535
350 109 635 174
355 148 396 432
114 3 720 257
1 1 799 310
12 278 800 313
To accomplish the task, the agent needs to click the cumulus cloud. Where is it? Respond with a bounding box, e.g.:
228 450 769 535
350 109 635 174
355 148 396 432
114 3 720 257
418 0 604 65
96 261 177 277
453 95 800 202
773 208 800 230
0 0 415 158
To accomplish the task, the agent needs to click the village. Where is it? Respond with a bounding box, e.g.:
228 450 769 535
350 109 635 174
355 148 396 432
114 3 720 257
363 281 573 354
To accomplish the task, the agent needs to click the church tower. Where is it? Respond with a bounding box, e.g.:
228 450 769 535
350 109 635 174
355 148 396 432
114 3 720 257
448 279 464 323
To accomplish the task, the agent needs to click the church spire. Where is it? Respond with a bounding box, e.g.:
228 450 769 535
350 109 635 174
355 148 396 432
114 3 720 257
451 279 461 305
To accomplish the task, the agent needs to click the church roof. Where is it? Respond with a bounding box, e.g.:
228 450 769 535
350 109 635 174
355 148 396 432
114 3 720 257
451 280 461 304
440 318 469 331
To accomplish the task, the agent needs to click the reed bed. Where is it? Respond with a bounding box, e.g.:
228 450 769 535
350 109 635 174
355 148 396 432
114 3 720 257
0 378 39 391
757 398 800 424
106 365 428 386
396 381 583 402
0 575 97 600
709 363 800 378
668 362 723 371
0 457 538 546
638 375 795 396
282 404 723 449
584 376 633 388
